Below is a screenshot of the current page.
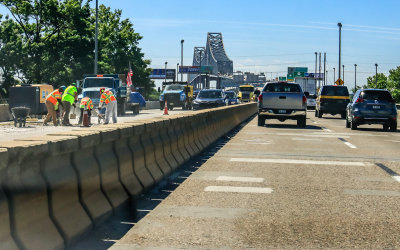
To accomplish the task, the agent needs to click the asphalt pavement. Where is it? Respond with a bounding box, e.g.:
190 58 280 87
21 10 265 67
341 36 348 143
106 110 400 249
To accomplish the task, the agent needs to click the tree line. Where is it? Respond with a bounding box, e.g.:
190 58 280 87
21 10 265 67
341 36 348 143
0 0 154 98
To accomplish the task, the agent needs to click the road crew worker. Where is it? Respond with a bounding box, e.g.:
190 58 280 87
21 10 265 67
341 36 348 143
99 87 117 124
43 86 65 126
61 83 78 126
78 96 93 125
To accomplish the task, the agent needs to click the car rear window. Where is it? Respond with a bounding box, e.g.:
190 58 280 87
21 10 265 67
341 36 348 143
321 86 349 96
361 90 393 101
263 83 301 93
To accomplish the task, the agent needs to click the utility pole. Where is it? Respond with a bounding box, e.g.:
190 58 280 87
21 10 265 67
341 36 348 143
354 64 357 93
94 0 99 74
314 52 317 77
326 70 328 86
180 39 184 82
164 62 167 86
318 52 321 89
338 23 342 81
375 63 378 88
342 65 345 83
176 63 179 82
333 67 336 83
323 52 326 85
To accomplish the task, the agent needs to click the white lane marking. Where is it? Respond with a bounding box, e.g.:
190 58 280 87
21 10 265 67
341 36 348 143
244 132 388 137
385 140 400 143
311 121 317 124
230 158 367 166
322 127 332 132
216 176 264 183
392 176 400 183
205 186 273 194
247 142 273 145
292 137 322 141
343 141 357 149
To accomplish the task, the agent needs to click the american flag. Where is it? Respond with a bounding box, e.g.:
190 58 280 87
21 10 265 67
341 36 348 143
126 68 133 87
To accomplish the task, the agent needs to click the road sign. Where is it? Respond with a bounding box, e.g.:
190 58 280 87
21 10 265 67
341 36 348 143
279 76 287 81
335 78 344 85
149 69 176 79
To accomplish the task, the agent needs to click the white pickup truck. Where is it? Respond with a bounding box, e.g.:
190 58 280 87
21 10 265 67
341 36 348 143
258 81 307 127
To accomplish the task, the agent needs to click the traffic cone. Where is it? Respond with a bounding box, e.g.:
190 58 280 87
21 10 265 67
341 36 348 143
163 100 169 115
83 110 90 127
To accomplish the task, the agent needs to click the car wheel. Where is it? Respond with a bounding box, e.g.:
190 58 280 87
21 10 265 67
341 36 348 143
258 115 265 127
350 119 357 130
390 121 397 132
318 111 323 118
345 115 350 128
383 124 389 131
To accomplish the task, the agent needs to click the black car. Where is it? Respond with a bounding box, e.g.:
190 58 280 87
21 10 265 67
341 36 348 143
192 89 225 110
315 85 350 118
346 89 397 131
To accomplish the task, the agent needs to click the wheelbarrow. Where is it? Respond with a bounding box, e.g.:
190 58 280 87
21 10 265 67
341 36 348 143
11 107 31 127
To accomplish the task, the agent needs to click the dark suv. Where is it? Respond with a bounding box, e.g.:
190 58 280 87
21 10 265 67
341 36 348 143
315 85 350 118
346 89 397 131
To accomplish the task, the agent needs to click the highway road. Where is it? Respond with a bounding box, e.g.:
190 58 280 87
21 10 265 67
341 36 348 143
96 110 400 249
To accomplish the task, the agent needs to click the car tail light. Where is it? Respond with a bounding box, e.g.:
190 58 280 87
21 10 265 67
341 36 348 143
302 95 307 104
258 94 263 102
355 98 364 103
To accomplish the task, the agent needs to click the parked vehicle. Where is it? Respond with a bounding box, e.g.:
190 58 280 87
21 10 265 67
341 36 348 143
159 84 193 110
258 81 307 127
192 89 225 110
315 85 350 118
237 85 255 102
346 89 397 131
79 74 134 115
9 84 53 115
307 94 317 110
224 91 239 105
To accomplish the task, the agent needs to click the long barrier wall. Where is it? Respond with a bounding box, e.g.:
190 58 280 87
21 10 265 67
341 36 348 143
0 103 256 250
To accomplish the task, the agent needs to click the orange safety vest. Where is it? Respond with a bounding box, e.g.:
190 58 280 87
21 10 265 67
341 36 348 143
100 90 116 105
80 97 94 110
46 90 62 105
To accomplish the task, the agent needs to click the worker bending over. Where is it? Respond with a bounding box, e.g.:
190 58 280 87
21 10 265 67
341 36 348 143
61 82 78 126
43 86 65 126
78 96 93 125
99 88 117 124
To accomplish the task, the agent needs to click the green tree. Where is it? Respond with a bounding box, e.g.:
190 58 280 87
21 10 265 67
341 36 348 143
95 5 153 95
387 66 400 102
364 73 388 89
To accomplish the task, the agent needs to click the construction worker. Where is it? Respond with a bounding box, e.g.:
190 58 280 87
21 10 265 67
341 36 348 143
43 86 65 126
78 96 93 125
99 87 117 124
61 83 78 126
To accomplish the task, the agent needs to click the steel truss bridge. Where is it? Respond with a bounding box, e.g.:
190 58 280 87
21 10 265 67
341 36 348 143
189 33 234 89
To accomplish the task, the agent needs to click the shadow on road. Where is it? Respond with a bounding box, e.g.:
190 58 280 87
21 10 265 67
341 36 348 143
69 115 253 250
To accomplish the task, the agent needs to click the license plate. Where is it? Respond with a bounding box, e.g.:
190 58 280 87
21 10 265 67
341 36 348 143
278 110 286 114
372 105 380 109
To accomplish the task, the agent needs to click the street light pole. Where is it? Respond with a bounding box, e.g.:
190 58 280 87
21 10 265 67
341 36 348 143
180 39 184 82
354 64 357 93
314 52 317 77
342 65 345 83
375 63 378 88
176 63 179 82
338 23 342 81
94 0 99 74
164 62 167 86
333 67 336 83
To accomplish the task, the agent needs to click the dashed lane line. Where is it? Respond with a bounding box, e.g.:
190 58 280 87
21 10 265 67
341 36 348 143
204 186 273 194
216 176 264 183
338 138 357 149
230 158 367 166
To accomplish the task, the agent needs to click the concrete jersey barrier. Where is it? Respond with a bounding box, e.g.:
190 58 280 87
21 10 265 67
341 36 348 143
0 103 257 249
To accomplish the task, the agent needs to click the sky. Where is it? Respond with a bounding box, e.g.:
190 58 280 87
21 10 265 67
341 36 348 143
1 0 400 89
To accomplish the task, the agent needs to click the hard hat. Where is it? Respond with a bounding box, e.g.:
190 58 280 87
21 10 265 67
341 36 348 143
100 87 105 93
60 85 66 91
71 82 76 86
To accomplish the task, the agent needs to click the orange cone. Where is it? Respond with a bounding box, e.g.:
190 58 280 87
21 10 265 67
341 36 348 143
163 100 169 115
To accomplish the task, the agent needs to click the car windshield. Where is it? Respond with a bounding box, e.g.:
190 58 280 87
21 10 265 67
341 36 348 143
263 83 301 92
165 85 184 91
361 90 393 101
225 92 236 98
198 90 222 98
239 86 254 92
83 78 114 88
321 86 349 96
